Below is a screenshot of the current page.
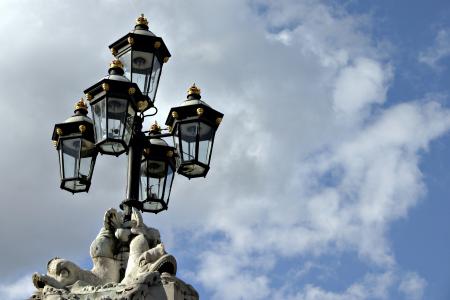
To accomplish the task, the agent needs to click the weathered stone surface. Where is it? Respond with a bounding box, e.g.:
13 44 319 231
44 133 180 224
29 209 198 300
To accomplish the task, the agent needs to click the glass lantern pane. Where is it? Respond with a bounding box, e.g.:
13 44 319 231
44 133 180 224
148 57 161 101
179 122 199 162
140 159 167 202
143 201 164 212
120 51 132 81
107 97 127 140
61 138 81 179
123 105 136 145
92 100 107 142
79 139 96 179
131 51 155 95
63 180 87 192
163 164 174 201
99 142 125 154
198 122 214 165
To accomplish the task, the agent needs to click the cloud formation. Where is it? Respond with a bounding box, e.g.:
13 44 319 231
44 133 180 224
419 29 450 70
0 0 447 299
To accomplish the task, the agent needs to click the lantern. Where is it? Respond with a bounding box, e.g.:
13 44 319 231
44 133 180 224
84 60 144 156
166 84 223 178
139 123 177 213
51 99 97 193
109 14 171 108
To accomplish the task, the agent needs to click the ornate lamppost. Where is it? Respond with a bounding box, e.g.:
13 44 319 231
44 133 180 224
51 14 223 217
34 14 223 300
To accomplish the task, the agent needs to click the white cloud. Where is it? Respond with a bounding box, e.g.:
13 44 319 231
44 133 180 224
419 29 450 69
332 57 391 119
0 274 36 300
399 272 427 300
0 0 447 299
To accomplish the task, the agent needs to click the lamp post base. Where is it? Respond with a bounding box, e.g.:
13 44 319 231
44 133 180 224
29 272 198 300
29 208 198 300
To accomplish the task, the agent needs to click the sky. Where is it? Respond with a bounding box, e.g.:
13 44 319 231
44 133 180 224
0 0 450 299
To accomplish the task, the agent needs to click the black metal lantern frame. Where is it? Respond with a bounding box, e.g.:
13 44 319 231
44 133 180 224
165 89 223 178
84 65 145 156
52 102 97 193
138 133 177 213
109 15 171 107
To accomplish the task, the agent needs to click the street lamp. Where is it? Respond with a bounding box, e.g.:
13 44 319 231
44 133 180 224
109 14 171 107
166 84 223 178
51 99 97 193
84 60 144 156
140 122 177 213
51 15 223 218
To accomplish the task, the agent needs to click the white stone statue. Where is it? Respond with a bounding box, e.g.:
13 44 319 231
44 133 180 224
29 208 196 300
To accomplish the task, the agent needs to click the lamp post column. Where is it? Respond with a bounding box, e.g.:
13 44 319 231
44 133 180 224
123 116 145 221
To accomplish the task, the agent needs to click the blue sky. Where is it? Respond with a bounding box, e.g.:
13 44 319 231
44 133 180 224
0 0 450 299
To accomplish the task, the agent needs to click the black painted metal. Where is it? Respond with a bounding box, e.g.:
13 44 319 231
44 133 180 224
123 116 144 221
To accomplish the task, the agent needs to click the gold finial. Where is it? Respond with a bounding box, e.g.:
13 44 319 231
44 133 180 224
136 14 149 26
110 59 123 69
150 121 161 133
75 98 88 113
187 83 201 96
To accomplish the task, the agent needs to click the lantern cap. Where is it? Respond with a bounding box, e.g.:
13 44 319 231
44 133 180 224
110 59 124 70
74 98 88 115
187 84 201 97
134 13 149 31
150 121 162 134
108 59 125 77
136 14 149 26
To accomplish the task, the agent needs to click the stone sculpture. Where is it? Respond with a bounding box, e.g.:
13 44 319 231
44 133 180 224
29 208 197 300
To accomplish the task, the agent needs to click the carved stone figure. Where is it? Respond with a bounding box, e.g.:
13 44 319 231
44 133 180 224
29 208 196 300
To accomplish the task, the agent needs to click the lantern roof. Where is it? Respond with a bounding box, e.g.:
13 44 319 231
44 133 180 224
52 99 95 143
108 14 171 62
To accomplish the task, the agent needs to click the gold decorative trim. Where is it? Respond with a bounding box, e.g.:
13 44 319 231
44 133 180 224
128 37 134 45
144 148 150 155
110 59 123 69
56 128 63 135
136 14 149 26
85 93 93 101
150 121 161 133
52 140 58 147
74 99 88 112
187 83 201 96
171 111 178 119
163 57 169 63
111 48 117 55
102 83 110 92
137 100 148 112
79 125 86 133
166 150 174 158
216 117 222 125
154 41 161 49
168 125 172 133
128 87 136 95
196 108 204 116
